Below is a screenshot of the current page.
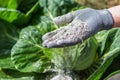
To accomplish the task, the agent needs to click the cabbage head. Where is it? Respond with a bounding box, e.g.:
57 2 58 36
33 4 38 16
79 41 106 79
52 37 98 71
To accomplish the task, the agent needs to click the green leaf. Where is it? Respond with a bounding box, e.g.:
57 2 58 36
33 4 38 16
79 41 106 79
0 1 40 27
95 30 107 43
0 0 9 8
11 22 55 73
0 0 18 9
7 0 18 9
25 1 40 17
0 19 19 69
18 0 38 14
101 53 120 79
39 0 79 16
98 28 118 55
0 8 29 26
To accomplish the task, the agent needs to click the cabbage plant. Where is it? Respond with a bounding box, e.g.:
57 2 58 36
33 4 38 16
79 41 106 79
0 0 120 80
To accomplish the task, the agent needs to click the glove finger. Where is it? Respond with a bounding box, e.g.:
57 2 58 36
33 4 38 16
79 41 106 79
46 38 78 48
45 39 68 48
42 31 57 41
46 33 80 48
42 27 65 41
57 35 80 46
45 40 58 48
42 37 55 47
46 41 66 48
42 27 68 47
43 33 59 47
56 40 75 47
53 11 76 25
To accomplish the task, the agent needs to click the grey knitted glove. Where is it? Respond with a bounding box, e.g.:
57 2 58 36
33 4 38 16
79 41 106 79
42 8 114 48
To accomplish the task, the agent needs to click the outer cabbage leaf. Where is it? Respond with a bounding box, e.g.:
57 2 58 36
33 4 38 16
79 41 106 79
86 28 120 80
97 29 118 56
0 19 19 69
0 68 55 80
11 26 49 73
101 52 120 79
11 18 55 73
0 68 35 80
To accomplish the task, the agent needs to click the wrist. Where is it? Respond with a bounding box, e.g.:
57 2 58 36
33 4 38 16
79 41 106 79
97 9 114 29
108 5 120 27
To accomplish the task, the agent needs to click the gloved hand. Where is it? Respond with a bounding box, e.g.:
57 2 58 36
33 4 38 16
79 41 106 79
42 8 114 48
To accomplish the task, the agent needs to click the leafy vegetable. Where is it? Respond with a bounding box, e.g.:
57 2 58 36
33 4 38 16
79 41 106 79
52 37 98 71
0 19 19 69
1 0 120 80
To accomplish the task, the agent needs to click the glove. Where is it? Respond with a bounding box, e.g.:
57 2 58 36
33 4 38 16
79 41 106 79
42 8 114 48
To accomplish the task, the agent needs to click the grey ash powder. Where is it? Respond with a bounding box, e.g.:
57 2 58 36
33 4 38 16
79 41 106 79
56 20 89 44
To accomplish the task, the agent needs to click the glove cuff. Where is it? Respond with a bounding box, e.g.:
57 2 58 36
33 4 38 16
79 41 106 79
97 9 114 30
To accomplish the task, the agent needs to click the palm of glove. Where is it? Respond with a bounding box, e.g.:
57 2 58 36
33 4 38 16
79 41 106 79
42 8 113 48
